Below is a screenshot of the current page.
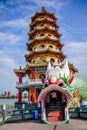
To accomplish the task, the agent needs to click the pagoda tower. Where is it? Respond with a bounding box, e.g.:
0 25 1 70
25 7 66 78
25 7 65 65
14 7 77 104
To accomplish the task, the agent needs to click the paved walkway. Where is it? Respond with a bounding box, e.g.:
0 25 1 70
0 119 87 130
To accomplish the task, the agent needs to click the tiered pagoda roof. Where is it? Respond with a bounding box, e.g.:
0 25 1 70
14 67 26 76
29 27 62 39
30 18 59 30
25 48 66 62
26 37 64 51
31 7 57 22
68 62 78 72
14 7 78 75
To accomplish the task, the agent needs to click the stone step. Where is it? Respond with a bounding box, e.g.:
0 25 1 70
46 104 65 109
46 108 64 112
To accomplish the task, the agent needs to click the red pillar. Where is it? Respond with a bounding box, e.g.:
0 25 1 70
31 68 35 80
17 73 23 103
31 68 35 103
36 89 38 103
18 73 23 84
18 88 22 103
32 86 35 103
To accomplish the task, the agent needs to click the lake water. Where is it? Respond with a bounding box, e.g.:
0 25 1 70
0 98 28 105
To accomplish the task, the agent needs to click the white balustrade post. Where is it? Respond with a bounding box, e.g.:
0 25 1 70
3 104 6 123
22 104 25 120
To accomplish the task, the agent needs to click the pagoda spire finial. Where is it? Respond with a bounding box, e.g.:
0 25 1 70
42 6 46 12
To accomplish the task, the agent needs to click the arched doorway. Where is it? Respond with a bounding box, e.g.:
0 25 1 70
38 84 71 124
45 90 66 122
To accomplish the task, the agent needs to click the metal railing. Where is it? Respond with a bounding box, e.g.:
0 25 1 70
16 79 42 88
0 104 87 126
69 107 87 119
0 104 41 125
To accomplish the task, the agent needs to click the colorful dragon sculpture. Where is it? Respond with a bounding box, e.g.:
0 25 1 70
38 60 87 124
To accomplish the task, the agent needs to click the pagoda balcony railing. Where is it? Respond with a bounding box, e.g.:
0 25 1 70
16 79 42 88
35 25 56 30
48 36 57 40
29 47 59 54
35 17 54 22
48 47 59 52
35 35 57 40
48 26 56 30
32 17 54 27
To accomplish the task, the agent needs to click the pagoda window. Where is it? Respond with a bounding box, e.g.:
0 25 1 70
40 16 44 18
32 60 35 63
50 58 55 63
49 45 53 48
48 34 52 37
40 44 45 48
40 24 44 27
40 33 44 37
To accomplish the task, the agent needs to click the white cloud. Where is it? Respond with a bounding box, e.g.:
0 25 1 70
63 41 87 80
30 0 65 8
0 17 29 29
0 46 26 94
0 32 23 45
0 57 16 68
0 49 18 94
64 41 87 55
0 48 17 68
29 0 69 19
0 65 17 94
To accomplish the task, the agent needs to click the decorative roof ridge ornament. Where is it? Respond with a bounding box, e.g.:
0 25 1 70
61 59 70 77
47 62 52 70
42 6 46 12
63 60 68 69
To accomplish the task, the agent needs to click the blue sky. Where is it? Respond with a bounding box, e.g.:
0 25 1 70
0 0 87 94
